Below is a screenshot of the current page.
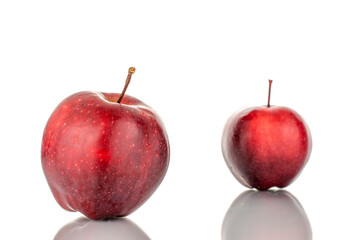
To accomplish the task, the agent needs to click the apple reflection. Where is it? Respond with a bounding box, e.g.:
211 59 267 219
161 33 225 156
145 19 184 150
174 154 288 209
54 217 151 240
222 190 312 240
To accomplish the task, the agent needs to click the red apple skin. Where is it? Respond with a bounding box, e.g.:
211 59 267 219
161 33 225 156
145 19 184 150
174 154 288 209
222 106 312 190
41 91 170 220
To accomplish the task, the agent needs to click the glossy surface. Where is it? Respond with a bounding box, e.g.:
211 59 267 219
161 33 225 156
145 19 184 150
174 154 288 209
41 91 170 220
54 217 150 240
222 106 312 190
3 1 360 239
222 190 312 240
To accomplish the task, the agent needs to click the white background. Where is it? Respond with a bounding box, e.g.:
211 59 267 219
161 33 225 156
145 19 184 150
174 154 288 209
1 0 360 239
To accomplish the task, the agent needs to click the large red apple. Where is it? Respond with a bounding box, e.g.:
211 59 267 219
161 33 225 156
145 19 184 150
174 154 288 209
221 80 312 190
41 67 170 220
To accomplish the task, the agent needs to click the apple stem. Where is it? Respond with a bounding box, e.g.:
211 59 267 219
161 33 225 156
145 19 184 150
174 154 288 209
267 79 273 107
117 67 136 104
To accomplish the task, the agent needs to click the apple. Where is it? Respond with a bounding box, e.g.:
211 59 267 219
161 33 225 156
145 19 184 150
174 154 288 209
41 67 170 220
222 190 312 240
54 217 151 240
221 80 312 190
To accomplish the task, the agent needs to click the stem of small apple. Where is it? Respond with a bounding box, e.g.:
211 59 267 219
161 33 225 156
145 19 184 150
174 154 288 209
267 79 273 107
117 67 136 104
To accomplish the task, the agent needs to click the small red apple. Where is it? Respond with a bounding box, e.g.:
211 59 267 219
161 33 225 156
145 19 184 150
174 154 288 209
41 67 170 220
221 80 312 190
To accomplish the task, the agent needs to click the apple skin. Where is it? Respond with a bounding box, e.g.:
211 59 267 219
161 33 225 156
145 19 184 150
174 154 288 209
222 106 312 190
41 91 170 220
222 190 312 240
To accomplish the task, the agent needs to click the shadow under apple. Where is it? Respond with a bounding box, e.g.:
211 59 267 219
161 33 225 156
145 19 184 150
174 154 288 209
222 190 312 240
54 217 151 240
